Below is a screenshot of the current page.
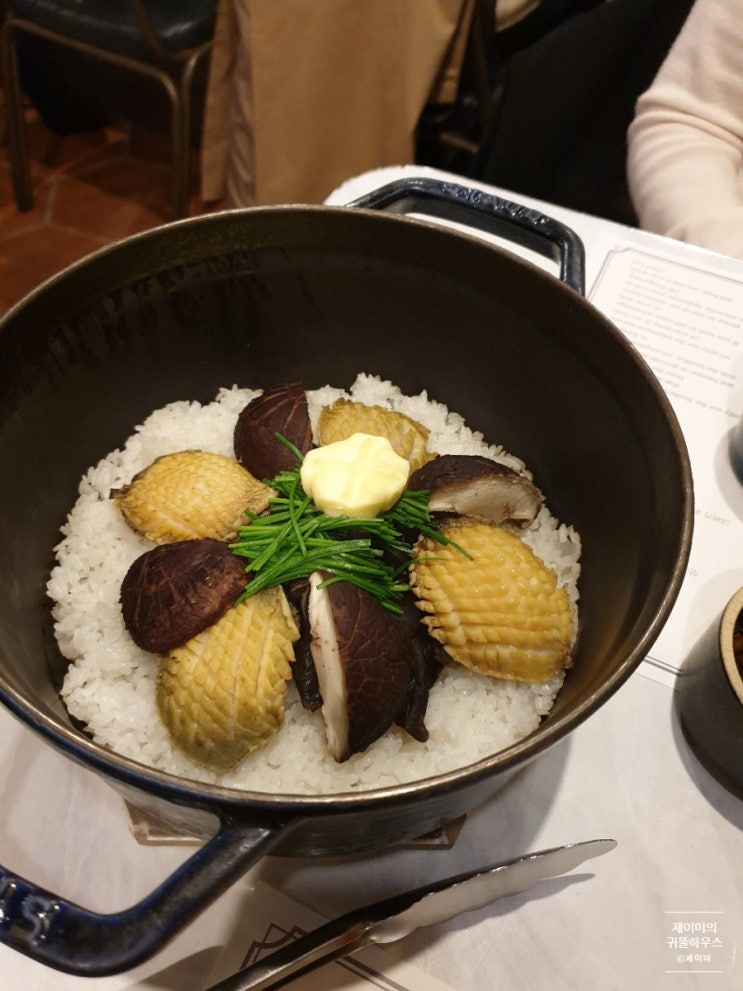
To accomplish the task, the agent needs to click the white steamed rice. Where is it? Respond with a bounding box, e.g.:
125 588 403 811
48 374 581 794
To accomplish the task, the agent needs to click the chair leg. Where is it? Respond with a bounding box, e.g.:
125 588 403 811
170 87 190 221
169 48 211 221
1 20 34 212
158 66 191 221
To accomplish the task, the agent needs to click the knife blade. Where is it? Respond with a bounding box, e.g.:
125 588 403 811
204 838 616 991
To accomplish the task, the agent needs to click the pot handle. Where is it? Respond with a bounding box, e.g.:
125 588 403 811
0 813 287 976
348 177 586 295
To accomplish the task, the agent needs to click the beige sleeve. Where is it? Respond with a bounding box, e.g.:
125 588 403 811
627 0 743 260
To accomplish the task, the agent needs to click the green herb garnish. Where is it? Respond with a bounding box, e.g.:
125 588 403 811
230 464 467 614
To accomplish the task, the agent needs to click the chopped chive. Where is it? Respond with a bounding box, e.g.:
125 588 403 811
229 465 467 611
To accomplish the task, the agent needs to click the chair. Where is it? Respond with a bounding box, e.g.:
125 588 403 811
0 0 217 220
417 0 694 226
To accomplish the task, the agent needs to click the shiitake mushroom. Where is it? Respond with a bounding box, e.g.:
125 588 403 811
120 537 248 654
408 454 541 527
394 594 449 743
283 576 323 711
306 571 443 761
287 575 445 740
234 380 313 479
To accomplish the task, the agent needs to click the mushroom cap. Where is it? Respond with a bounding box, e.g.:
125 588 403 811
283 577 323 711
120 537 247 654
408 454 541 526
393 594 448 742
234 380 313 479
308 572 412 761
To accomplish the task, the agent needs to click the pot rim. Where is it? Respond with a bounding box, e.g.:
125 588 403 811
1 200 572 327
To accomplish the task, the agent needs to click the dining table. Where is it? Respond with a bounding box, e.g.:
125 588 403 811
1 165 742 991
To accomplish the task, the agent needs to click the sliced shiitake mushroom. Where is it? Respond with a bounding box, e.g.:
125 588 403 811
234 381 313 479
408 454 541 527
120 537 248 654
394 594 449 742
283 576 323 711
307 572 412 762
286 578 445 729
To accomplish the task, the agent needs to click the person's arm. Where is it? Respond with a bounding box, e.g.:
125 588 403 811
627 0 743 259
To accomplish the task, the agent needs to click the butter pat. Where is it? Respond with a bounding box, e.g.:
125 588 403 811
301 433 410 518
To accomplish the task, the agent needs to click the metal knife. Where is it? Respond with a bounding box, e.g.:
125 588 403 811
204 838 616 991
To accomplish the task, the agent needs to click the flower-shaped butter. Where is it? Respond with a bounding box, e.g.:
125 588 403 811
301 432 410 518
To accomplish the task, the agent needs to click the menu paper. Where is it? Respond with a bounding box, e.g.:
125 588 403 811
587 238 743 686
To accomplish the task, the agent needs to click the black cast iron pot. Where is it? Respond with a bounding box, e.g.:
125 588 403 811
0 179 693 975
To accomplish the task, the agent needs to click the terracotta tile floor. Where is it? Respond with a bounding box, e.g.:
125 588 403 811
0 110 217 316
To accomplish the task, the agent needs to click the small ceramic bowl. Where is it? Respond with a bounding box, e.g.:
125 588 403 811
677 587 743 799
